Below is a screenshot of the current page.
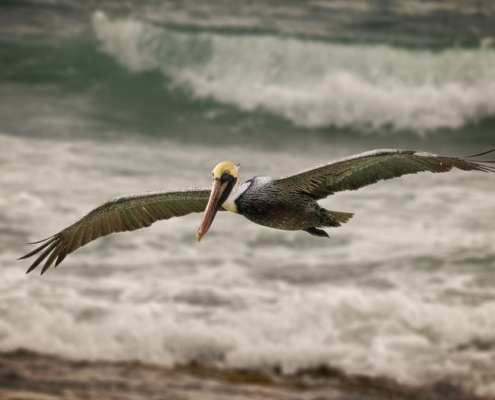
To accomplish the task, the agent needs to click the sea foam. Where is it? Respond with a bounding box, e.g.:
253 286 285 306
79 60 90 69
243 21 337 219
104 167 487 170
92 12 495 133
2 133 495 396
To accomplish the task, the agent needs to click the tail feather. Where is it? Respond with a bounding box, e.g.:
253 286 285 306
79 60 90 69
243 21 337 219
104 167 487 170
320 209 354 227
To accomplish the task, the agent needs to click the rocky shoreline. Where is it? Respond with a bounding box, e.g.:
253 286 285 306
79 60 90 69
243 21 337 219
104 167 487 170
0 349 490 400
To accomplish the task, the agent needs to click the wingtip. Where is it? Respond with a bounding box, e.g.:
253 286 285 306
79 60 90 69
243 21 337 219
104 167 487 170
55 254 66 268
27 236 54 245
464 148 495 158
25 264 37 274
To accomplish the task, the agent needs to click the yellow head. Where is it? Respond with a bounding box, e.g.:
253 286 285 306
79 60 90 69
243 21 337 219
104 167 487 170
212 161 240 180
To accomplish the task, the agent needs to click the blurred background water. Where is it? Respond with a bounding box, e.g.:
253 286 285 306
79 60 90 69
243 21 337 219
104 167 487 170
1 0 495 397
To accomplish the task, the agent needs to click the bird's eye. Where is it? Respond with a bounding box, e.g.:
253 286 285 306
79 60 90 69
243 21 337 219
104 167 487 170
220 171 233 182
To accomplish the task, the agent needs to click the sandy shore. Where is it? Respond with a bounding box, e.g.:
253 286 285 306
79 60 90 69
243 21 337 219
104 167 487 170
0 349 490 400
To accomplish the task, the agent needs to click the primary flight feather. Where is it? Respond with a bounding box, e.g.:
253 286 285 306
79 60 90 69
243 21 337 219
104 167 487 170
20 148 495 275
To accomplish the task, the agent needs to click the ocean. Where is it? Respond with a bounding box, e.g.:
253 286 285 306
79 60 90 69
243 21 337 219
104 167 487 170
1 0 495 397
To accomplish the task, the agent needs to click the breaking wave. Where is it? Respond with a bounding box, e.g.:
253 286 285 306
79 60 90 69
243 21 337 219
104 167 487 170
93 11 495 133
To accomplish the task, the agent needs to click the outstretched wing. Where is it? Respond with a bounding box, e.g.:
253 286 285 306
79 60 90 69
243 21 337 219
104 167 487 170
20 186 214 275
274 149 495 200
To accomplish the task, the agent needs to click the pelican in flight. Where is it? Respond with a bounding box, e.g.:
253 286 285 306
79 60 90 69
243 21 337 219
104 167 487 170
20 148 494 275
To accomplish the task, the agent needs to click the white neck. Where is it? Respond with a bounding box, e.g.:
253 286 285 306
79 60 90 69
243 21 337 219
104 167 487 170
221 179 250 213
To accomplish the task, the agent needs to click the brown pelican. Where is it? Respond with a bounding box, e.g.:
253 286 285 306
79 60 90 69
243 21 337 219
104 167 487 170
20 148 494 275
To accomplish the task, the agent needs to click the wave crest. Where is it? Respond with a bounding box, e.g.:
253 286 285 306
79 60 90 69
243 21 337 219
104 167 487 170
92 12 495 133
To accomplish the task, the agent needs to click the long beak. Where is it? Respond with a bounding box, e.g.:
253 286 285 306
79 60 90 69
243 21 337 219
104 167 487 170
197 179 228 242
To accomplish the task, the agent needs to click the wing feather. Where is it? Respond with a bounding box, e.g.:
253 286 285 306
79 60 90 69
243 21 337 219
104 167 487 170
42 245 63 275
21 236 57 260
25 241 59 274
55 253 67 268
274 149 495 200
20 186 213 274
69 225 85 253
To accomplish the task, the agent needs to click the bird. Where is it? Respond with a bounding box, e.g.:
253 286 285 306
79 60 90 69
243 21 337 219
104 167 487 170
20 148 495 275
